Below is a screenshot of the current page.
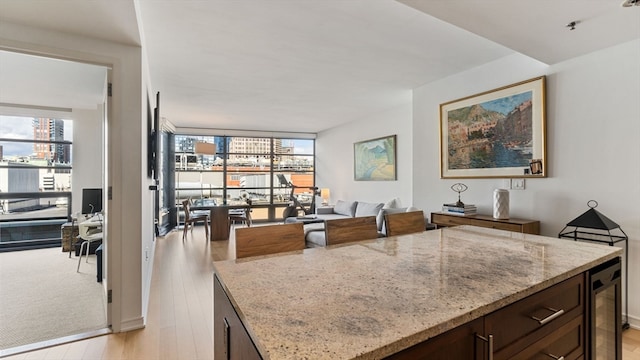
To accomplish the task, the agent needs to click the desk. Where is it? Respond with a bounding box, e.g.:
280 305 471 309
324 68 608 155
78 217 103 236
191 200 251 241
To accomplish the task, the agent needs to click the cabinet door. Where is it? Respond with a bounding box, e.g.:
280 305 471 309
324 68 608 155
214 275 261 360
385 318 484 360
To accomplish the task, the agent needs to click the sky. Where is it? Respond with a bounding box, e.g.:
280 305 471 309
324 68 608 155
0 115 73 156
1 116 313 157
481 91 532 115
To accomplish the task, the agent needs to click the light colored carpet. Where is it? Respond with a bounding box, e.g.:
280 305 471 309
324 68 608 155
0 247 107 350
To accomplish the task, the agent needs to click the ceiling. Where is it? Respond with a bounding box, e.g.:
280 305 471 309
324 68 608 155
0 0 638 133
0 51 108 111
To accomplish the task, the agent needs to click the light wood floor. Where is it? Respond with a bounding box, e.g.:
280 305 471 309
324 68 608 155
3 226 639 359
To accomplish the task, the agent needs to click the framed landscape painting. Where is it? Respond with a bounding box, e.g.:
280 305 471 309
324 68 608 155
440 76 547 178
354 135 397 181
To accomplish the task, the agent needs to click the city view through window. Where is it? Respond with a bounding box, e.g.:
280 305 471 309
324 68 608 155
0 125 317 247
0 115 73 249
174 135 315 222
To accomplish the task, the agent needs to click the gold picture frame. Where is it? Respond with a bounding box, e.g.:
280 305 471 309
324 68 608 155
439 76 547 178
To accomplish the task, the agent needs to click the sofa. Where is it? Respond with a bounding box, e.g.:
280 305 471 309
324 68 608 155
302 199 429 248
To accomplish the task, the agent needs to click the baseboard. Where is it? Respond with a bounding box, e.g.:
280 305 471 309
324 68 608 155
119 316 145 332
627 312 640 330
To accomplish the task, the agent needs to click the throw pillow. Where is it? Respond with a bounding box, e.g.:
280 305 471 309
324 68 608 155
356 202 384 229
384 197 402 209
334 200 357 217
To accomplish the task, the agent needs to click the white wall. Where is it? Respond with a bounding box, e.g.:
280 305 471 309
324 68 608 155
0 22 152 332
71 108 104 214
316 101 413 207
317 39 640 328
412 40 640 328
140 43 156 321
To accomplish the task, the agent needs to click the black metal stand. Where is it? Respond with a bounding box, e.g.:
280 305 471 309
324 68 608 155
559 227 630 330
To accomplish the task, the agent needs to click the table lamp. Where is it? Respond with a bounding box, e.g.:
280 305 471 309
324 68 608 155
320 188 330 206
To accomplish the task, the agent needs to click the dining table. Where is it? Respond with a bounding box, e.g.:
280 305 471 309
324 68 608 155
190 198 251 241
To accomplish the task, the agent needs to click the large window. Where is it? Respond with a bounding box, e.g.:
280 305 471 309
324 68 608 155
0 116 73 250
174 135 314 222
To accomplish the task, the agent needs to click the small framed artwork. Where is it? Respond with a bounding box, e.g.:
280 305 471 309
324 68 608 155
354 135 397 181
439 76 547 178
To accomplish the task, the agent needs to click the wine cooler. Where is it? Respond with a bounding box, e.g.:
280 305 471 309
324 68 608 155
589 256 622 360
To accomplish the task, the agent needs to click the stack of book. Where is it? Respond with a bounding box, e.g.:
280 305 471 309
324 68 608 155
442 203 477 216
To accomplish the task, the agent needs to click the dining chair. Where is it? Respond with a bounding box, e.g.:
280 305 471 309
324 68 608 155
182 199 210 241
229 199 252 228
235 222 304 259
384 210 425 236
324 216 378 246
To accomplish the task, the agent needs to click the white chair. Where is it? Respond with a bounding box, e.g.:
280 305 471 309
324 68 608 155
77 215 103 272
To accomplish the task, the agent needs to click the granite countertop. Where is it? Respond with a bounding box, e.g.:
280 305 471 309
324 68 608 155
213 225 622 360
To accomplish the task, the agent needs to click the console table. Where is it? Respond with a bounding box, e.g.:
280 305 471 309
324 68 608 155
430 212 540 234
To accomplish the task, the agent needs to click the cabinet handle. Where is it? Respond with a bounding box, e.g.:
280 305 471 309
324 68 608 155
545 353 565 360
531 307 564 325
223 317 230 360
476 334 494 360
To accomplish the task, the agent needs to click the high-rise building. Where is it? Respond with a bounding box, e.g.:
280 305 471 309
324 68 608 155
229 137 272 154
32 118 69 163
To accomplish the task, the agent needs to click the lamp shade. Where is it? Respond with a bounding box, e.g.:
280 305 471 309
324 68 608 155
195 141 216 155
320 188 330 204
565 206 620 230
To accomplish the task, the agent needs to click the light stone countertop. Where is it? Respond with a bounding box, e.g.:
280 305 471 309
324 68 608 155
213 225 622 359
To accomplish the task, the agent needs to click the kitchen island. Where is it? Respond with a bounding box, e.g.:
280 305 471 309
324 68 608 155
213 225 622 359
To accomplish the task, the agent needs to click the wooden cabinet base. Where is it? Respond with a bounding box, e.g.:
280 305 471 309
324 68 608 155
385 318 484 359
214 275 261 359
385 274 585 359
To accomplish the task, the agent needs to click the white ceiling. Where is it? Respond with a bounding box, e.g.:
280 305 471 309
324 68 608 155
0 0 638 133
398 0 640 65
0 51 108 111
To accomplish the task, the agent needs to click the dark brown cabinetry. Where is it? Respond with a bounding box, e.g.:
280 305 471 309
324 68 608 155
385 274 585 359
214 275 261 360
386 318 485 360
489 274 584 359
431 212 540 234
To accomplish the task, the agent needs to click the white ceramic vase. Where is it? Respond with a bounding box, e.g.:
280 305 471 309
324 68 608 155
493 189 509 219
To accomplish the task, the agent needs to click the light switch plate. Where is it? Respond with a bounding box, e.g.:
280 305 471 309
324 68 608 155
503 179 512 189
512 178 525 190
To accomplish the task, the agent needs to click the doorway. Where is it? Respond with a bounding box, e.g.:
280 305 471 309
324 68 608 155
0 50 111 354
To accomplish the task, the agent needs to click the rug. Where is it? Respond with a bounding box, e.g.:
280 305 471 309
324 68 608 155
0 247 107 350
